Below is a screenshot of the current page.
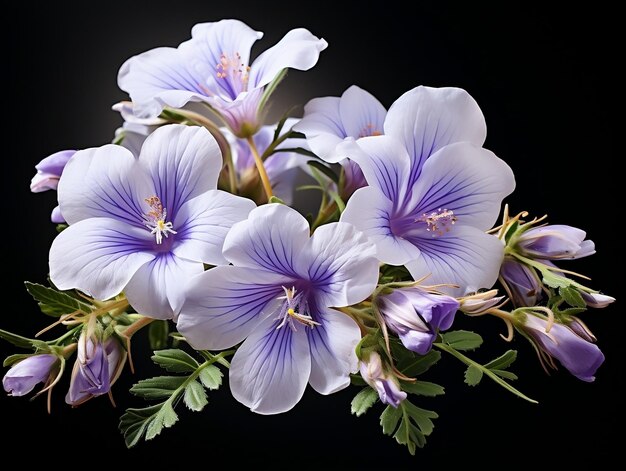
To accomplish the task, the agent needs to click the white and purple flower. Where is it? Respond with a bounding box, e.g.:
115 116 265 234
360 351 406 408
118 19 327 137
340 86 516 295
31 150 76 223
2 354 59 397
49 124 255 319
515 224 595 260
177 204 379 414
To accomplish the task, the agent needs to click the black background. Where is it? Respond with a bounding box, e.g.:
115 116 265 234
3 1 621 466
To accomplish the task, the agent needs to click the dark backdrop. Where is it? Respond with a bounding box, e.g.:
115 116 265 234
3 1 621 466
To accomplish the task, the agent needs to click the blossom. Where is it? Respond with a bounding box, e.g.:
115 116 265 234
377 287 459 354
66 334 126 406
515 224 595 260
581 292 615 309
341 86 515 295
518 314 604 382
112 101 166 157
118 19 327 137
2 354 59 397
360 351 406 407
225 118 309 204
177 204 379 414
49 124 255 319
30 150 76 223
499 258 542 308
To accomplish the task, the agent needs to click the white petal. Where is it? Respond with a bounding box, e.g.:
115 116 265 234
229 315 311 415
339 85 387 138
177 266 290 350
293 96 346 163
385 86 487 181
405 226 505 296
341 186 421 265
172 190 255 265
125 254 203 320
222 204 310 276
49 218 154 300
249 28 328 88
301 222 378 307
308 308 360 394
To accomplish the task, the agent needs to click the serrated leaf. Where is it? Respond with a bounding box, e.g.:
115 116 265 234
130 376 186 400
464 365 484 386
442 330 483 351
404 401 438 435
542 270 570 289
0 328 38 349
3 353 31 367
484 350 517 370
198 365 222 390
183 380 208 412
398 350 441 376
393 418 418 455
351 387 378 417
120 404 165 448
151 349 199 373
24 282 93 317
380 405 403 435
148 321 170 350
307 160 339 183
145 401 178 440
401 380 445 397
491 369 518 380
559 286 586 308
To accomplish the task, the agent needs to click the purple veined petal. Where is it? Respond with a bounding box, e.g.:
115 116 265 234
343 135 412 205
516 225 596 260
49 218 155 301
124 253 203 320
57 144 153 226
301 221 378 307
172 190 255 266
139 125 222 220
118 47 209 119
249 28 328 89
31 150 76 193
307 307 360 394
50 206 65 224
405 226 505 296
206 88 264 135
408 142 515 231
3 354 58 397
229 314 311 415
339 85 387 139
293 96 346 163
341 186 421 265
384 86 487 182
181 20 263 101
177 266 291 350
222 204 310 276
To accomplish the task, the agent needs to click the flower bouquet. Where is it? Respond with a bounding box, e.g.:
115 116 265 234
2 19 613 454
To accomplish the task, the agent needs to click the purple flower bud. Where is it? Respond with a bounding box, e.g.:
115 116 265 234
581 292 615 309
3 354 59 397
66 334 126 406
378 287 459 355
460 289 505 314
360 352 406 408
341 159 367 199
516 225 595 260
30 150 75 193
566 316 596 343
521 314 604 382
499 258 542 308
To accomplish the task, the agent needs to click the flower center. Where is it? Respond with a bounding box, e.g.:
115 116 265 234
144 196 177 245
358 123 383 138
415 208 457 237
275 286 320 331
215 51 250 96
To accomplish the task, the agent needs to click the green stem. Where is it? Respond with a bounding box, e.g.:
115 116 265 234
199 349 234 369
261 130 292 161
434 342 537 403
246 136 273 201
52 325 83 346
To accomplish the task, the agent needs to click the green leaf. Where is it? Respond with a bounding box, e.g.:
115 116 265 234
351 387 378 417
404 401 438 435
380 405 403 435
130 376 187 400
24 282 93 317
484 350 517 370
307 160 339 183
442 330 483 351
559 286 586 308
0 328 38 349
401 380 445 397
464 365 484 386
398 350 442 376
120 401 180 448
258 68 287 112
491 369 518 381
277 147 318 158
56 224 68 233
3 353 32 367
148 321 170 350
350 373 367 386
145 401 179 440
504 221 519 243
183 380 208 412
198 365 223 390
151 349 199 373
268 195 286 205
542 270 571 289
384 400 438 455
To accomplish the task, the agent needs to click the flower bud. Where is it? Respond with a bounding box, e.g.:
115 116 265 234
378 287 459 354
515 225 595 260
30 150 75 193
499 258 542 308
3 354 59 397
581 292 615 309
359 352 406 408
